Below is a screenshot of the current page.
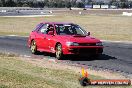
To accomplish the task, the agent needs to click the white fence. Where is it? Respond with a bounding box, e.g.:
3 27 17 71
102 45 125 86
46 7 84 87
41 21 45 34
122 12 132 16
93 5 100 9
101 5 109 9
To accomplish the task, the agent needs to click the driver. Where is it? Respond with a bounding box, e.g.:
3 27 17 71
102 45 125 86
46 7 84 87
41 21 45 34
47 25 54 34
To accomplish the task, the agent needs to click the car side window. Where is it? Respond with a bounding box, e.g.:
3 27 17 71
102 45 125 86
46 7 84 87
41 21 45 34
33 23 43 31
39 24 48 34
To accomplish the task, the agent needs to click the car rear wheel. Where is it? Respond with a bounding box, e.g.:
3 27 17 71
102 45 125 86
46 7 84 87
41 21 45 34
55 44 63 60
30 40 38 54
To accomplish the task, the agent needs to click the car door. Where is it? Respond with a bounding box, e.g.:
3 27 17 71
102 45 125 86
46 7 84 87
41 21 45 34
46 24 56 53
36 23 49 51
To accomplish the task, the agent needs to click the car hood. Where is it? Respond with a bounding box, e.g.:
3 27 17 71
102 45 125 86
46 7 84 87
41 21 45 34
58 35 101 43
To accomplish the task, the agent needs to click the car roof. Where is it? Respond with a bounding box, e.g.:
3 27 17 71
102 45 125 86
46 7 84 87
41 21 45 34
42 22 73 25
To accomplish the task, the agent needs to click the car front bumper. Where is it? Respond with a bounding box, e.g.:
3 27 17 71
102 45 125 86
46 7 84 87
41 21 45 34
63 46 103 55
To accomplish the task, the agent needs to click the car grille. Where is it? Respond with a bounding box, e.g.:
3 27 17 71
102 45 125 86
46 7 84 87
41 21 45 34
78 43 96 46
69 48 103 54
79 48 96 54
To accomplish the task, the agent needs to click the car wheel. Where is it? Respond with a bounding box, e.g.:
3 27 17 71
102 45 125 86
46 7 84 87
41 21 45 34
55 44 63 60
30 40 38 54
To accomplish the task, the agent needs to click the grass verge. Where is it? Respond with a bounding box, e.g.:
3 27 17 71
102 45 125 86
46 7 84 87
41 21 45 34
0 14 132 41
0 53 78 88
0 53 131 88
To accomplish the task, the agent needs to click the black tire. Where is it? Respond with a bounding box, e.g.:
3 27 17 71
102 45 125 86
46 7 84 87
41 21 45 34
30 40 38 54
55 44 63 60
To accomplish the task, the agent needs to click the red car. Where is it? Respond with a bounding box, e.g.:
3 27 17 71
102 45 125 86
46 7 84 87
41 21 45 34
28 22 103 59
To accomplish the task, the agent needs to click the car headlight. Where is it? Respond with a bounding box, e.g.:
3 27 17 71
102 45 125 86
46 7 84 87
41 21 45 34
66 42 79 46
96 42 102 46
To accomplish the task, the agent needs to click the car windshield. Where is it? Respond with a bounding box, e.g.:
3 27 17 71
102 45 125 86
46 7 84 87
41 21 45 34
55 24 87 36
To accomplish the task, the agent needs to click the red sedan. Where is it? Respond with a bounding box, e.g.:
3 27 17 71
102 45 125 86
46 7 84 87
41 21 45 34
28 22 103 59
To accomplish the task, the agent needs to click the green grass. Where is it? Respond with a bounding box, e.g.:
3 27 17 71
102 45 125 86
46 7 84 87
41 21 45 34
0 53 131 88
0 53 99 88
0 14 132 41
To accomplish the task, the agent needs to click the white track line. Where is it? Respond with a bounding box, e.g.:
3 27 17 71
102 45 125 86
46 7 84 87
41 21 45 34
0 35 28 37
0 15 55 17
101 40 132 44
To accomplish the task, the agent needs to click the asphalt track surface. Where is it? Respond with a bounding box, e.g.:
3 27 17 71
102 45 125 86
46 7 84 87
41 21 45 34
0 36 132 78
1 9 132 16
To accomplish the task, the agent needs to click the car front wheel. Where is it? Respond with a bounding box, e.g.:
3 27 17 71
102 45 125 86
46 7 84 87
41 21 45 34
30 40 38 54
55 44 63 60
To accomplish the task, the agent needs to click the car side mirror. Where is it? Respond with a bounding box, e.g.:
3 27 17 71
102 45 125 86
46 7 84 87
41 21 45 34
48 31 54 35
87 32 90 36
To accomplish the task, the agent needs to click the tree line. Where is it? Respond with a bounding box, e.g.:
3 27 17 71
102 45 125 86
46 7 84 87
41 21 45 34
0 0 132 8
